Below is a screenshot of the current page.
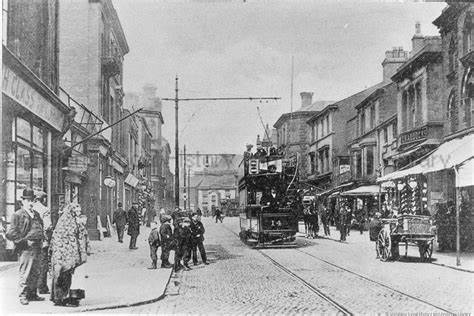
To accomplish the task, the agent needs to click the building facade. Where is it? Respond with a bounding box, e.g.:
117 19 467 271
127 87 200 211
1 0 74 255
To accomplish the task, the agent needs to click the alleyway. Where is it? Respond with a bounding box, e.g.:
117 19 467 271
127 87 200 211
105 217 473 314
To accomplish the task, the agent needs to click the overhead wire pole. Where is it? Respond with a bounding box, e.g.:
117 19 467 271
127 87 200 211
162 76 280 208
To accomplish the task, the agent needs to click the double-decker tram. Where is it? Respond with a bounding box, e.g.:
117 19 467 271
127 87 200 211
238 153 299 247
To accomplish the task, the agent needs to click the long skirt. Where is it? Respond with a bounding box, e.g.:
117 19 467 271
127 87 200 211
51 269 74 303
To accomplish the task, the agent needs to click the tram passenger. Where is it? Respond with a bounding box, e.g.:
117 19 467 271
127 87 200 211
260 188 280 209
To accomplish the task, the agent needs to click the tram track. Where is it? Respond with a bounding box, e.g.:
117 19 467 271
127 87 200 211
223 223 457 315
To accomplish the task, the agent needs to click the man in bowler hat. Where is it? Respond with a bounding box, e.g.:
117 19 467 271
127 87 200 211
127 202 140 249
6 189 45 305
112 202 127 243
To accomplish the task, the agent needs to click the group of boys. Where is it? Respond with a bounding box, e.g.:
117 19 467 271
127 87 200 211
148 208 209 272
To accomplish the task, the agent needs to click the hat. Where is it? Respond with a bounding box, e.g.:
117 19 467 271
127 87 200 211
183 217 191 223
21 189 35 200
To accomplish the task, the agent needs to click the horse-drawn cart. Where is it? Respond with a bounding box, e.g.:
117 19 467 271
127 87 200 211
377 215 435 262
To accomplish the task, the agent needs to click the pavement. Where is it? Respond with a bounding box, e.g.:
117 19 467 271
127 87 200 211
0 225 173 314
297 222 474 273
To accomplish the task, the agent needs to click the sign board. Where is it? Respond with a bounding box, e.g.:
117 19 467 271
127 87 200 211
68 154 89 173
339 164 350 175
2 64 65 132
249 159 259 174
400 126 427 145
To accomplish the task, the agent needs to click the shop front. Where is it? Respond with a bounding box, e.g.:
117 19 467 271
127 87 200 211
1 48 71 256
378 132 474 263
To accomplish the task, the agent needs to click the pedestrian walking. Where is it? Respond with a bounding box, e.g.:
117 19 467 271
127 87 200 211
141 205 147 226
33 194 52 295
196 207 203 220
159 215 173 268
214 208 223 223
127 202 140 249
189 213 209 265
147 221 161 269
112 202 127 243
6 188 45 305
49 203 89 306
320 203 330 236
338 207 348 242
369 212 383 259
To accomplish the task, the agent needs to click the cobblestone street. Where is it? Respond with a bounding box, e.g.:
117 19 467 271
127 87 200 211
103 217 474 314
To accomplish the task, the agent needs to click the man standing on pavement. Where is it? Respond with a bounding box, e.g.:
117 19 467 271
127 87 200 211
338 205 348 242
159 215 173 268
33 194 52 295
214 208 223 223
127 202 140 249
147 221 161 269
369 212 383 259
189 213 209 265
6 189 45 305
113 202 127 243
180 218 193 270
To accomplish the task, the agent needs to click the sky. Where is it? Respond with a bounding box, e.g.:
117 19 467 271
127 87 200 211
112 0 446 156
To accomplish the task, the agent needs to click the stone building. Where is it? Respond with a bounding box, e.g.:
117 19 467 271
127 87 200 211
58 0 130 239
273 92 332 180
1 0 73 256
390 24 444 169
306 84 383 192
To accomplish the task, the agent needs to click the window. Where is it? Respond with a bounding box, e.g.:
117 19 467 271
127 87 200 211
401 91 408 131
415 82 422 125
463 13 473 55
383 127 388 144
366 146 375 176
448 38 456 73
325 149 329 172
369 104 375 130
352 151 362 178
321 118 325 137
392 122 398 138
408 87 415 129
309 152 315 174
462 69 474 128
2 0 8 44
326 115 330 134
447 91 458 133
360 111 365 134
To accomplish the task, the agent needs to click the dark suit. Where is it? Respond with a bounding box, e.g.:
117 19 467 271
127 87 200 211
159 222 173 267
112 207 127 242
6 208 44 298
260 192 280 209
127 207 140 249
190 220 207 264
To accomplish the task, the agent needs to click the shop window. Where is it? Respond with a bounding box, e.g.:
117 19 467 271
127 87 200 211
13 118 48 202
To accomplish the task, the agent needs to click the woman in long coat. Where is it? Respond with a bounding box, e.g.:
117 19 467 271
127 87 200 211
49 203 89 306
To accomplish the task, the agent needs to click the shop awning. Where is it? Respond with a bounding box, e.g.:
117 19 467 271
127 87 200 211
378 133 474 182
314 182 354 198
340 185 383 196
456 158 474 188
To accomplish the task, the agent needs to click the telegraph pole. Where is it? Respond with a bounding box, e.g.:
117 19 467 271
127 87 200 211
162 76 280 208
183 145 187 209
174 76 179 207
187 167 191 210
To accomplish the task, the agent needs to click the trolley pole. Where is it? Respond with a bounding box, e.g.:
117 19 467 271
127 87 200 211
183 145 187 209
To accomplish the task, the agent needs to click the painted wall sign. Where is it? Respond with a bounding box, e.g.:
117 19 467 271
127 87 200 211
2 64 65 131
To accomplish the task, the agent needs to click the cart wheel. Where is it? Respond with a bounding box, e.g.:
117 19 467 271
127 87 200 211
418 240 433 262
377 229 392 262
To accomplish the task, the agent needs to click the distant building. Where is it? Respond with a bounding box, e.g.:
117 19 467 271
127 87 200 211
274 92 333 180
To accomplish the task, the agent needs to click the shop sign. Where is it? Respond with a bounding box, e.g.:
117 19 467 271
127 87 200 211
400 126 427 145
339 164 350 175
68 154 89 173
2 64 65 131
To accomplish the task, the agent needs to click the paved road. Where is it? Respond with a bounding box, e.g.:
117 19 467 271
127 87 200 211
104 217 474 314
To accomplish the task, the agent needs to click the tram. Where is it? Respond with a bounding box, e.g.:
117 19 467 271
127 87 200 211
238 153 299 247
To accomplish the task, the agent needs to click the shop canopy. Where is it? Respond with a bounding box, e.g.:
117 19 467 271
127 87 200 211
456 158 474 188
377 133 474 183
340 185 383 196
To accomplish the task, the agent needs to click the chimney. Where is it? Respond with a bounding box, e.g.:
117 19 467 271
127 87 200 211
411 22 425 54
300 92 313 108
382 46 409 81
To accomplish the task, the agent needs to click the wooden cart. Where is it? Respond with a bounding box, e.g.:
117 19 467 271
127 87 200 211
377 215 435 262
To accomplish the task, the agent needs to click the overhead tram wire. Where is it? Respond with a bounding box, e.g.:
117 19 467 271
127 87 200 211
160 75 281 207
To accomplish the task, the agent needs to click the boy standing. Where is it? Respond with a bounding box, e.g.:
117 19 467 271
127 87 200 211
148 221 161 269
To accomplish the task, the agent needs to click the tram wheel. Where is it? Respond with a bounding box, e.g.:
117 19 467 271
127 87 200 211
378 229 392 262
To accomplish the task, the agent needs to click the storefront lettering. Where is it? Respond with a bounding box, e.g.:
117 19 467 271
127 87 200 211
2 64 64 131
400 126 427 145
